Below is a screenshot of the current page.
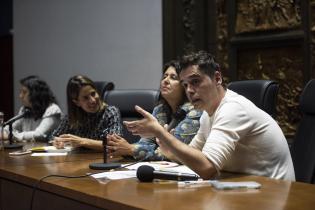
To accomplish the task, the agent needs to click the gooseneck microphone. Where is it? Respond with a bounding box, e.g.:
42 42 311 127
89 131 122 170
136 165 199 182
3 108 31 149
167 108 187 132
89 108 186 170
3 108 31 126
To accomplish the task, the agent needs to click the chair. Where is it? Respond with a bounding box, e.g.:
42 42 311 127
94 81 115 98
290 79 315 183
103 89 160 143
227 80 279 118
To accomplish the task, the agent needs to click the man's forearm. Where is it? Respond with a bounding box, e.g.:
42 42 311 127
155 130 217 179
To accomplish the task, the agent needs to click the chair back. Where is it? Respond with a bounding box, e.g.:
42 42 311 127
94 81 115 98
228 80 279 117
291 79 315 183
103 89 159 143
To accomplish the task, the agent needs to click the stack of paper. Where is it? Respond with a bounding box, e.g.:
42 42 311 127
30 146 72 156
91 161 198 181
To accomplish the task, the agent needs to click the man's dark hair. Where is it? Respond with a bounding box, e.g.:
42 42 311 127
20 75 57 120
180 51 220 78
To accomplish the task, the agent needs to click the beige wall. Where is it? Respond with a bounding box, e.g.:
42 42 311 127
13 0 162 113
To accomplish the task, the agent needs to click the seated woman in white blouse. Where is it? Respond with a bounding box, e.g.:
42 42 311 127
1 76 62 142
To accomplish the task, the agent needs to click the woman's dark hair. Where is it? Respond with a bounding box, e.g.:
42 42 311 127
163 60 181 77
180 50 220 78
158 60 188 114
67 75 103 128
20 75 57 120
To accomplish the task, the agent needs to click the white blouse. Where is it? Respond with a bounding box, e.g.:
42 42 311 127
4 103 62 141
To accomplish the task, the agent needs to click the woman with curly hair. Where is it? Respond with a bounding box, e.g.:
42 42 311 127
1 75 62 142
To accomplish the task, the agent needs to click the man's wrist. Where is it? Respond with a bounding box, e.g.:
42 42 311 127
125 144 134 156
154 124 166 139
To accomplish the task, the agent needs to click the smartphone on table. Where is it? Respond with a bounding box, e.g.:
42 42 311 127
9 150 32 156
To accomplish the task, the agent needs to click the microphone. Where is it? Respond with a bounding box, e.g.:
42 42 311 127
167 108 186 132
3 108 31 149
89 131 121 170
3 108 31 126
136 165 199 182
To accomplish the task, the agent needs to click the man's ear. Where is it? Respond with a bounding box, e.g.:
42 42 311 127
214 71 222 85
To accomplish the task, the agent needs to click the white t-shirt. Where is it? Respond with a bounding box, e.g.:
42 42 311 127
189 90 295 181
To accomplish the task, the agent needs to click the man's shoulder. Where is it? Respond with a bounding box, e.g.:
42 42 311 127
220 90 254 111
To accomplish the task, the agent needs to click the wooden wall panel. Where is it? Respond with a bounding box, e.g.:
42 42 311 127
235 0 301 33
237 46 303 136
163 0 313 138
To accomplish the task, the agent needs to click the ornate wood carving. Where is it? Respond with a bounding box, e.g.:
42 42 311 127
226 0 307 138
311 2 315 78
163 0 212 62
235 0 301 34
216 0 229 82
182 0 196 53
237 46 303 137
163 0 311 138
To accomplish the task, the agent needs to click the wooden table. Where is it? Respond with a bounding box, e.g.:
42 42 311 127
1 148 315 210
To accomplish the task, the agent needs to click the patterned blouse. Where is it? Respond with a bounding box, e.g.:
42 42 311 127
133 102 202 160
51 105 122 141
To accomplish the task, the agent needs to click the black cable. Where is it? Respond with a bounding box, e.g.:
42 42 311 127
29 173 96 210
29 156 151 210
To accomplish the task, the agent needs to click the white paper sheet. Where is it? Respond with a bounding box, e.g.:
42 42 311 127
31 152 67 156
163 165 198 175
91 162 198 181
30 146 72 153
91 170 137 180
123 161 179 170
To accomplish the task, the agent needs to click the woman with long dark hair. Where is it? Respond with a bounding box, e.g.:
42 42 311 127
1 75 62 141
52 75 122 151
106 60 202 160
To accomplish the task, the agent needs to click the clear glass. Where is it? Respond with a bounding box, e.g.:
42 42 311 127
23 139 35 151
0 111 3 125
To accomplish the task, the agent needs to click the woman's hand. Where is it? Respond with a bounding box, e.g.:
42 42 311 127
53 134 84 149
107 134 134 157
124 106 163 138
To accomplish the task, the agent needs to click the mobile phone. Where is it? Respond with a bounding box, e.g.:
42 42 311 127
212 181 261 190
9 150 32 156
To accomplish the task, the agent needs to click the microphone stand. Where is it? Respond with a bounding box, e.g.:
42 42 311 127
89 135 121 170
4 123 23 149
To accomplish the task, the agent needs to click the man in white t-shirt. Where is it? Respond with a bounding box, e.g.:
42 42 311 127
124 51 295 181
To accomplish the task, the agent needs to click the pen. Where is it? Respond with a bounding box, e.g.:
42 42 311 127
178 180 218 187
